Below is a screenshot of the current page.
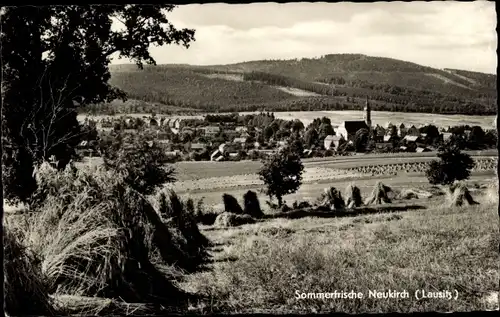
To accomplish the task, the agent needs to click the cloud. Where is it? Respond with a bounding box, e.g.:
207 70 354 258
112 2 497 74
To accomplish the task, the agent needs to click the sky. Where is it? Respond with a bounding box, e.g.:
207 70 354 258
111 2 497 74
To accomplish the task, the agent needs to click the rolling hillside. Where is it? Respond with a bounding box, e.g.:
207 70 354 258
106 54 497 115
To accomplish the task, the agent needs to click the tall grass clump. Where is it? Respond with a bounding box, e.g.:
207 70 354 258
25 162 189 307
4 228 57 316
154 190 210 271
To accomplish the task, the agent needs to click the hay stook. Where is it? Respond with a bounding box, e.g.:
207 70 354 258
365 182 393 205
345 184 363 209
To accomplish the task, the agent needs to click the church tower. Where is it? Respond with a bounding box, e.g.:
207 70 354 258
364 96 372 130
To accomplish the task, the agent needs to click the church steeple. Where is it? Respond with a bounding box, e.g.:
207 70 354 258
364 96 371 129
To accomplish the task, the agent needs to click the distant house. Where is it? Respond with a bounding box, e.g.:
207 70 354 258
420 133 428 139
403 135 420 144
277 140 288 148
225 130 240 139
442 132 452 142
240 131 250 138
383 134 396 143
157 132 170 140
376 143 393 151
464 129 472 138
168 119 180 129
190 143 207 151
233 137 248 144
324 135 342 150
235 126 248 133
406 125 420 137
400 146 408 152
165 150 181 157
416 147 430 153
336 121 369 141
384 121 394 129
258 149 277 156
219 143 227 153
211 149 224 161
254 142 261 149
204 126 221 136
77 140 89 149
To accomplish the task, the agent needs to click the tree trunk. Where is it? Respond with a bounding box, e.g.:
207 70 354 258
277 195 283 207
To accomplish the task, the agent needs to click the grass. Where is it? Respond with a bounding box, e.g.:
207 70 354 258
172 152 497 182
183 197 499 313
4 162 213 315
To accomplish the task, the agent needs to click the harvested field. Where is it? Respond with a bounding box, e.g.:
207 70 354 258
183 198 499 313
169 167 365 192
343 157 497 176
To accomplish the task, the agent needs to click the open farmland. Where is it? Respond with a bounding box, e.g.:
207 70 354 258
171 151 497 181
183 194 499 313
264 110 496 130
77 110 496 131
177 174 495 213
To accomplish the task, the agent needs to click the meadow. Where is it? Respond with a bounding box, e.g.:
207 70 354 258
4 152 498 315
184 197 499 313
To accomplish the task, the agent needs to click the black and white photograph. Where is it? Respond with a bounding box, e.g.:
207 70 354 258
1 1 498 315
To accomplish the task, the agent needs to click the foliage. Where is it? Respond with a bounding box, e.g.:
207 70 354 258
1 5 194 202
103 54 496 115
425 146 475 186
25 163 191 306
100 133 176 195
304 128 319 149
354 128 370 152
258 147 304 207
4 228 57 316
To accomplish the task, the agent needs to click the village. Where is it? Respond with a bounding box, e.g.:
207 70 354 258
78 99 496 162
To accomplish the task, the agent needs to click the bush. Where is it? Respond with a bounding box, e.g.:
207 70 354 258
426 146 475 186
25 163 196 307
100 133 176 195
258 147 304 207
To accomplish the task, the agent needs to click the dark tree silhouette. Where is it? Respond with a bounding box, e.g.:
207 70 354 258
1 5 194 202
425 146 475 186
258 147 304 207
354 128 369 152
304 128 319 148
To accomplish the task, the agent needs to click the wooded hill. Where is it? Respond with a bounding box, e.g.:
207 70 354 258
106 54 497 115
